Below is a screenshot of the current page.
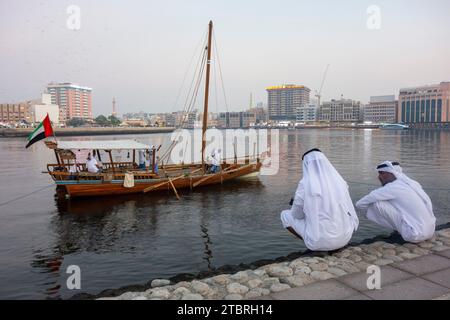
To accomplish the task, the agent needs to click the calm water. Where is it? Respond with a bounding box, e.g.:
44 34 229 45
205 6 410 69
0 129 449 299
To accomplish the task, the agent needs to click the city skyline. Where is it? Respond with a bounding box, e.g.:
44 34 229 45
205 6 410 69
1 0 449 116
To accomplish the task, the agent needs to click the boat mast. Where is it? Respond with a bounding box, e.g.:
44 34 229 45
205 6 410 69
201 20 213 172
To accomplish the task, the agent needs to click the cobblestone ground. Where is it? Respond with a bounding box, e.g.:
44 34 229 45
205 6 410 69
98 228 450 300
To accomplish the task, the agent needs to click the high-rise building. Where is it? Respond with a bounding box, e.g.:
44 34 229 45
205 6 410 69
398 82 450 124
266 84 310 121
364 95 397 123
47 83 92 124
319 98 361 122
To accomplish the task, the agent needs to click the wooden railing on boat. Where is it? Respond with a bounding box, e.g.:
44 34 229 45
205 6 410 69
45 158 260 183
46 162 159 181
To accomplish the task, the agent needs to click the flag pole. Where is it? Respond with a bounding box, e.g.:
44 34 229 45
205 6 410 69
48 113 57 143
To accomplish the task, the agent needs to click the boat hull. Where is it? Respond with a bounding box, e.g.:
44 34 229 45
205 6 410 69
58 163 261 198
379 124 410 130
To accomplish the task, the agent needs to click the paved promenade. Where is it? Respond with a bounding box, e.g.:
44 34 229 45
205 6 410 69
256 249 450 300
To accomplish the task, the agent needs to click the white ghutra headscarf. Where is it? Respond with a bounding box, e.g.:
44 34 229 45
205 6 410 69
377 161 433 214
300 149 359 244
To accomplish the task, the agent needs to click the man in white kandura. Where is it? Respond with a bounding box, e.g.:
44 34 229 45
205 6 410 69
356 161 436 243
280 148 359 251
86 152 102 173
209 148 222 173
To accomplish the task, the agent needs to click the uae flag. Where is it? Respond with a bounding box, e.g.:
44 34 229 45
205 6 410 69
26 114 54 148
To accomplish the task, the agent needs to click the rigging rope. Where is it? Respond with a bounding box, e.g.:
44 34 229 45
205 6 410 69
170 27 208 115
213 29 229 113
178 30 208 118
213 38 219 116
0 184 54 207
160 26 231 165
159 39 208 164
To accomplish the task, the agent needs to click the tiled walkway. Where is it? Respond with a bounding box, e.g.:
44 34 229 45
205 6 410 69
256 249 450 300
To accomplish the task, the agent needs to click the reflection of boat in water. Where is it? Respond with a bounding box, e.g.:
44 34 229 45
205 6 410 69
28 177 266 298
42 21 261 199
379 123 410 130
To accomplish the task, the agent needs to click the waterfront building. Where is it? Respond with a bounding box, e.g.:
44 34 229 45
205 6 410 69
267 84 310 121
47 82 92 124
198 112 218 128
159 111 198 128
363 95 397 123
296 104 318 122
208 118 219 128
182 111 198 129
218 111 256 128
163 113 176 127
398 82 450 124
124 111 152 120
1 94 60 126
248 106 268 124
120 119 147 127
31 93 60 125
0 101 32 125
319 98 361 122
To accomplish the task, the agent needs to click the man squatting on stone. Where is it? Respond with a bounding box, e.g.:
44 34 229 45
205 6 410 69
281 148 436 251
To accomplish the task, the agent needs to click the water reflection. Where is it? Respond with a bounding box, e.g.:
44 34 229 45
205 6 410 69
30 178 264 298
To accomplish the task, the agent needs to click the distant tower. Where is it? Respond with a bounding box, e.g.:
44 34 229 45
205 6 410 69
112 97 117 117
249 93 253 108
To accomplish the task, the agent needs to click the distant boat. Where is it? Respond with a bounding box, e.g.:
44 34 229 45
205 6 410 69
379 123 410 130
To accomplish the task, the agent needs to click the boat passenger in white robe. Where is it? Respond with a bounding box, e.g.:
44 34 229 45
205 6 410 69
280 148 359 251
356 161 436 243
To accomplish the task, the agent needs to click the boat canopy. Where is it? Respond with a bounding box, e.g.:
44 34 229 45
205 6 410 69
51 140 151 150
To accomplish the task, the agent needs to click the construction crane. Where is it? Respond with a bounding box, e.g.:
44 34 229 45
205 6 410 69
315 64 330 107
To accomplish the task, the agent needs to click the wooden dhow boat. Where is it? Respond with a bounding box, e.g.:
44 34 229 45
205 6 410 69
43 21 262 198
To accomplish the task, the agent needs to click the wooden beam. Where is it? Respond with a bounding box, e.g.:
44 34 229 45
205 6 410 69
152 146 156 174
142 168 202 193
107 150 115 174
192 165 239 188
168 177 181 200
192 173 216 188
54 150 61 165
142 175 184 193
201 21 213 172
